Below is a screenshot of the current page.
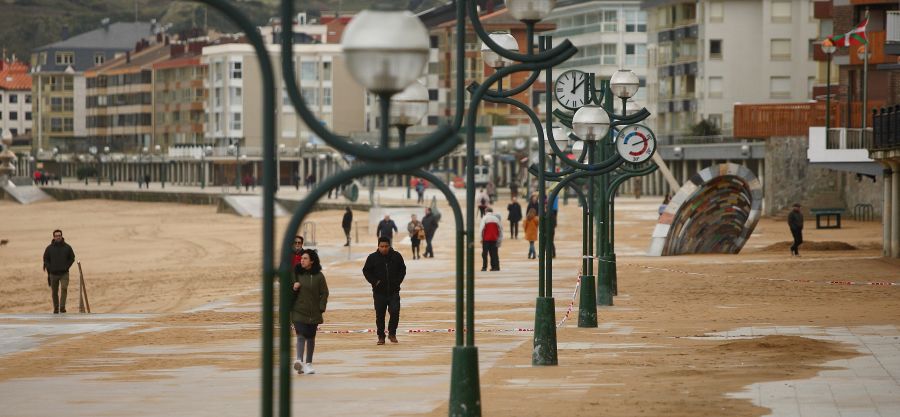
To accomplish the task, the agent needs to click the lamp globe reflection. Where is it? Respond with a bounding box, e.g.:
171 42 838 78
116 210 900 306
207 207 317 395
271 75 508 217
609 69 640 99
506 0 557 22
481 32 518 69
341 9 430 95
544 126 565 155
572 105 611 142
390 80 429 127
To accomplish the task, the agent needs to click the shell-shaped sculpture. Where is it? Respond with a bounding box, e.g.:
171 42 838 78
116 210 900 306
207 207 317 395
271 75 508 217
648 163 762 256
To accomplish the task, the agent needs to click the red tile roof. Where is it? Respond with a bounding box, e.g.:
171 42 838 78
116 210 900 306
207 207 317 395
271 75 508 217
0 60 32 91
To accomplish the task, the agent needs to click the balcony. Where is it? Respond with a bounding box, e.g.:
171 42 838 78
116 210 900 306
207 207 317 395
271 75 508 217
808 127 880 175
734 101 885 138
813 1 832 19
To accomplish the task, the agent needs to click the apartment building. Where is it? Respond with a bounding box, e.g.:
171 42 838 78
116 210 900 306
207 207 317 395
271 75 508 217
152 42 209 149
31 20 156 153
0 59 32 140
545 0 649 110
643 0 818 138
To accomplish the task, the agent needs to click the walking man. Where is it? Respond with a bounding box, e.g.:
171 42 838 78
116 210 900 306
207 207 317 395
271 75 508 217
43 229 75 314
507 196 522 239
480 208 503 271
788 203 804 256
376 214 398 242
342 207 353 246
422 207 439 258
362 237 406 345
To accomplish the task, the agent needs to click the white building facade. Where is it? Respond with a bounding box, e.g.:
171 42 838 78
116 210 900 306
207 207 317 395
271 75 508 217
644 0 818 138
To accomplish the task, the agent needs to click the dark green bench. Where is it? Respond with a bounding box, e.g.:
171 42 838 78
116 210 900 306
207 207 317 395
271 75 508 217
810 208 845 229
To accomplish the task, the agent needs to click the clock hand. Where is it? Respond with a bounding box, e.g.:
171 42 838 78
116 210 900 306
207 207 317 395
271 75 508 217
570 77 585 94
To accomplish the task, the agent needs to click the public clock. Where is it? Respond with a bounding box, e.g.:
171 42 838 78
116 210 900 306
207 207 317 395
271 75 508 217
514 137 527 150
554 70 588 110
615 125 656 164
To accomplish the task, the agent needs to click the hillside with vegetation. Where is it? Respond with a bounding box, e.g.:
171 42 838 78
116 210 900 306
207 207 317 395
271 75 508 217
0 0 444 62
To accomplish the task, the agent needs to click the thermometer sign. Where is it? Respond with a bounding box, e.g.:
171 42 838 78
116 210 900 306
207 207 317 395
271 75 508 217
615 125 656 164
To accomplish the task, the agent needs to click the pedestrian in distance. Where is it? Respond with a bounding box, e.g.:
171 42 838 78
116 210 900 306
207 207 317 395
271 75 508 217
524 208 539 259
526 192 539 215
509 178 519 199
788 203 804 256
362 237 406 345
658 194 671 217
291 249 329 375
292 235 304 268
43 229 75 314
422 207 439 258
480 208 503 271
407 214 424 260
342 207 353 246
476 188 489 217
415 179 426 204
486 181 496 203
507 196 522 239
376 214 398 242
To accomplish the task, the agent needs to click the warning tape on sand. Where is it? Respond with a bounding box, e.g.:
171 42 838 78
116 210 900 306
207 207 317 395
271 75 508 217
631 265 899 288
316 269 585 335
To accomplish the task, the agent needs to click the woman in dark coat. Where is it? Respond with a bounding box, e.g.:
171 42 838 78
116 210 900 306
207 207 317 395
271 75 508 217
292 249 329 375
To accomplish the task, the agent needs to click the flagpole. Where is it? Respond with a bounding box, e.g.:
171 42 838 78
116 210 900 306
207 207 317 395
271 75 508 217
862 9 869 132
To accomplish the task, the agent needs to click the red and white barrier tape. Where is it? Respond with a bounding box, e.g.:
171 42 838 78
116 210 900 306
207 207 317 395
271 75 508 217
556 272 582 328
632 265 899 288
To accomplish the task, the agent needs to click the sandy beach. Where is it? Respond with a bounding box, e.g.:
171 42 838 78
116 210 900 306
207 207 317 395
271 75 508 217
0 195 897 416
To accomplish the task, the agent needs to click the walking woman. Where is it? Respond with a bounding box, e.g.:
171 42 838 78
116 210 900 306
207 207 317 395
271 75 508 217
292 249 329 375
407 214 424 260
523 208 539 259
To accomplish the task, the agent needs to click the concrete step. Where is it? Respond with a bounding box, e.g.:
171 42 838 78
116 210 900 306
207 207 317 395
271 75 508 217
218 195 287 218
0 183 55 204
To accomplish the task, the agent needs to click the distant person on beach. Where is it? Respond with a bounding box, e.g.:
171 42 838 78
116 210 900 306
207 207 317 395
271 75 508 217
788 203 804 257
480 208 502 271
507 196 522 239
477 188 489 217
407 214 424 260
292 235 304 267
376 215 398 242
362 237 406 345
524 208 539 259
291 249 329 375
43 229 75 314
659 194 671 216
422 207 439 258
342 207 353 246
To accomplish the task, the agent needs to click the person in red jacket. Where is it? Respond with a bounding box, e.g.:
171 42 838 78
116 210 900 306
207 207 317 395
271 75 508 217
479 208 503 271
291 235 304 267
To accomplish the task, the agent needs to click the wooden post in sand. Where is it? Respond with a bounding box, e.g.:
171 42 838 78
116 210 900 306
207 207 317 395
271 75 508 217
76 261 91 313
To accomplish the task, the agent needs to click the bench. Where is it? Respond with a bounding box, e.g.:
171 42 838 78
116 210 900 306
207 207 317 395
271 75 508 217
810 208 845 229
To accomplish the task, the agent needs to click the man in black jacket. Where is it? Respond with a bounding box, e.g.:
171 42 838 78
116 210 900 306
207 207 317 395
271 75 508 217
362 237 406 345
43 229 76 314
788 203 804 256
341 207 353 246
422 207 439 258
376 214 398 242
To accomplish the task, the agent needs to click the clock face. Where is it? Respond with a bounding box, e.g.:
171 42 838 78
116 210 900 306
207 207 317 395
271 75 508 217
554 70 588 110
615 125 656 164
514 137 527 150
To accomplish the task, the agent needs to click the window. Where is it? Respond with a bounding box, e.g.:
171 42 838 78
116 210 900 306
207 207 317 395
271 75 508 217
214 87 222 108
229 87 242 105
10 111 17 120
0 112 3 120
25 94 31 104
323 87 332 106
230 61 242 79
94 53 105 65
624 10 647 32
301 87 318 106
9 128 16 137
625 44 647 66
64 118 73 131
708 76 723 98
601 10 618 32
51 97 63 112
771 1 791 23
26 112 32 121
214 113 222 132
0 93 3 103
322 61 332 81
55 52 74 65
708 114 722 128
300 61 318 81
213 61 223 81
428 89 438 100
601 43 617 65
50 118 63 132
770 76 791 98
710 39 722 59
282 88 294 111
9 94 17 104
231 112 241 130
709 1 724 22
63 97 73 111
770 39 791 60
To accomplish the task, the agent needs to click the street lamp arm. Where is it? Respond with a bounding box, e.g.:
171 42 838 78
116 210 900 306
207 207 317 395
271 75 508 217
605 163 658 201
477 69 542 99
467 1 576 64
610 109 651 127
279 0 460 163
